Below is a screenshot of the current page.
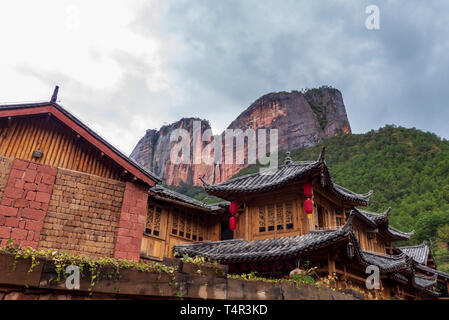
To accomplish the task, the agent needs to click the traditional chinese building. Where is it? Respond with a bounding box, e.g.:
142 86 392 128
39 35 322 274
0 88 161 261
174 150 449 299
1 89 448 300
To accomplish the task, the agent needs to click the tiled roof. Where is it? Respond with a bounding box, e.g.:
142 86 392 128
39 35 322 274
204 155 372 205
352 207 413 241
150 185 227 213
413 274 437 289
174 227 350 263
415 264 449 280
399 244 430 265
359 250 410 272
0 101 162 185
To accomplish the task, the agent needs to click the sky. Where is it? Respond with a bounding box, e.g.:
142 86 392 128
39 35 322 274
1 1 448 155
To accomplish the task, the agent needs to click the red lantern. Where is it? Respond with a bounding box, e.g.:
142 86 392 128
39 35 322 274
229 216 237 231
229 201 238 215
304 199 314 214
303 182 313 198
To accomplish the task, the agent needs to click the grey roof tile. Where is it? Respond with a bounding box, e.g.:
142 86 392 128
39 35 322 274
150 185 226 212
204 160 372 205
399 244 430 265
174 227 349 263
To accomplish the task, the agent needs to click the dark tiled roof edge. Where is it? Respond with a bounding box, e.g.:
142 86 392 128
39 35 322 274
0 101 162 184
150 185 227 212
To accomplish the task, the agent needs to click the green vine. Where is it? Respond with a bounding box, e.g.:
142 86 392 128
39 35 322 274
1 238 182 298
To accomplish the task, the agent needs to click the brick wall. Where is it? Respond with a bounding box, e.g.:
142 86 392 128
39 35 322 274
114 182 148 261
0 156 13 202
38 168 126 258
0 159 57 248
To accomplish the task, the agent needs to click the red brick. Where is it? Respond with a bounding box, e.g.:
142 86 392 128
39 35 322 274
120 212 130 222
34 173 44 184
0 205 18 217
22 208 45 221
19 221 26 228
23 170 37 183
4 188 24 199
41 174 55 185
36 183 53 193
0 215 5 225
5 217 19 228
8 169 25 179
28 163 38 170
0 226 11 238
24 183 37 191
20 240 37 248
25 220 43 232
14 198 29 208
37 165 58 176
35 192 51 204
116 235 131 245
1 197 14 206
29 201 41 210
12 159 29 170
117 228 130 237
14 179 25 189
26 231 35 241
26 191 36 201
11 228 27 240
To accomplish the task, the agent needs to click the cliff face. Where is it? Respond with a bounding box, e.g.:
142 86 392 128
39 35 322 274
131 87 351 186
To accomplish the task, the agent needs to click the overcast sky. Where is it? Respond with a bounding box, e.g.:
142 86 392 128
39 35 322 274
1 1 448 154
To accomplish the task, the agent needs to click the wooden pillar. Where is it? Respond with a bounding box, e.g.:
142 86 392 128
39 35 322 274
327 253 336 276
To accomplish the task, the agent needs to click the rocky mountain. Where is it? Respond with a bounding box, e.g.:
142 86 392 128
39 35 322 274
130 86 352 186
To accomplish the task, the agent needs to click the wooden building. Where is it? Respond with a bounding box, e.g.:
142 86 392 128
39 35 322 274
174 150 449 299
0 88 160 261
140 185 225 260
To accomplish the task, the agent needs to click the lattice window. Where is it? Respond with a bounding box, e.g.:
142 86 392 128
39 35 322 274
172 208 179 235
145 205 162 237
258 206 266 232
285 201 294 230
258 201 294 233
267 203 275 231
276 203 284 231
171 208 205 241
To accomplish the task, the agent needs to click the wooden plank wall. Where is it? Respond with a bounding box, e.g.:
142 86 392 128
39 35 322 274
141 200 221 260
0 114 123 180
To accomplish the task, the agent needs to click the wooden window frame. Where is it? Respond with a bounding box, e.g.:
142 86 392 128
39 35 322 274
170 207 206 242
257 201 295 234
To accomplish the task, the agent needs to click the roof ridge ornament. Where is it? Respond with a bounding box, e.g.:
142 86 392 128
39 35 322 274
318 146 325 163
198 175 209 186
51 85 59 103
284 151 292 165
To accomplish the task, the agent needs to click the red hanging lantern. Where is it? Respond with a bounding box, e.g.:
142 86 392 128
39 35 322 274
304 199 314 215
229 216 237 231
303 182 313 198
229 201 238 215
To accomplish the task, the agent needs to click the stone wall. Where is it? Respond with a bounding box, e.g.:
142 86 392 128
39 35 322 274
0 156 13 203
0 252 361 300
0 159 57 248
38 168 126 258
114 181 148 261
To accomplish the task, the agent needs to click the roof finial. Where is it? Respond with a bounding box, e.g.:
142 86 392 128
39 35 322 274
318 146 325 163
284 151 292 165
51 85 59 103
198 175 209 186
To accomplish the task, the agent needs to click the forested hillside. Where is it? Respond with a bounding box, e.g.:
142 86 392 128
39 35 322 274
168 125 449 272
